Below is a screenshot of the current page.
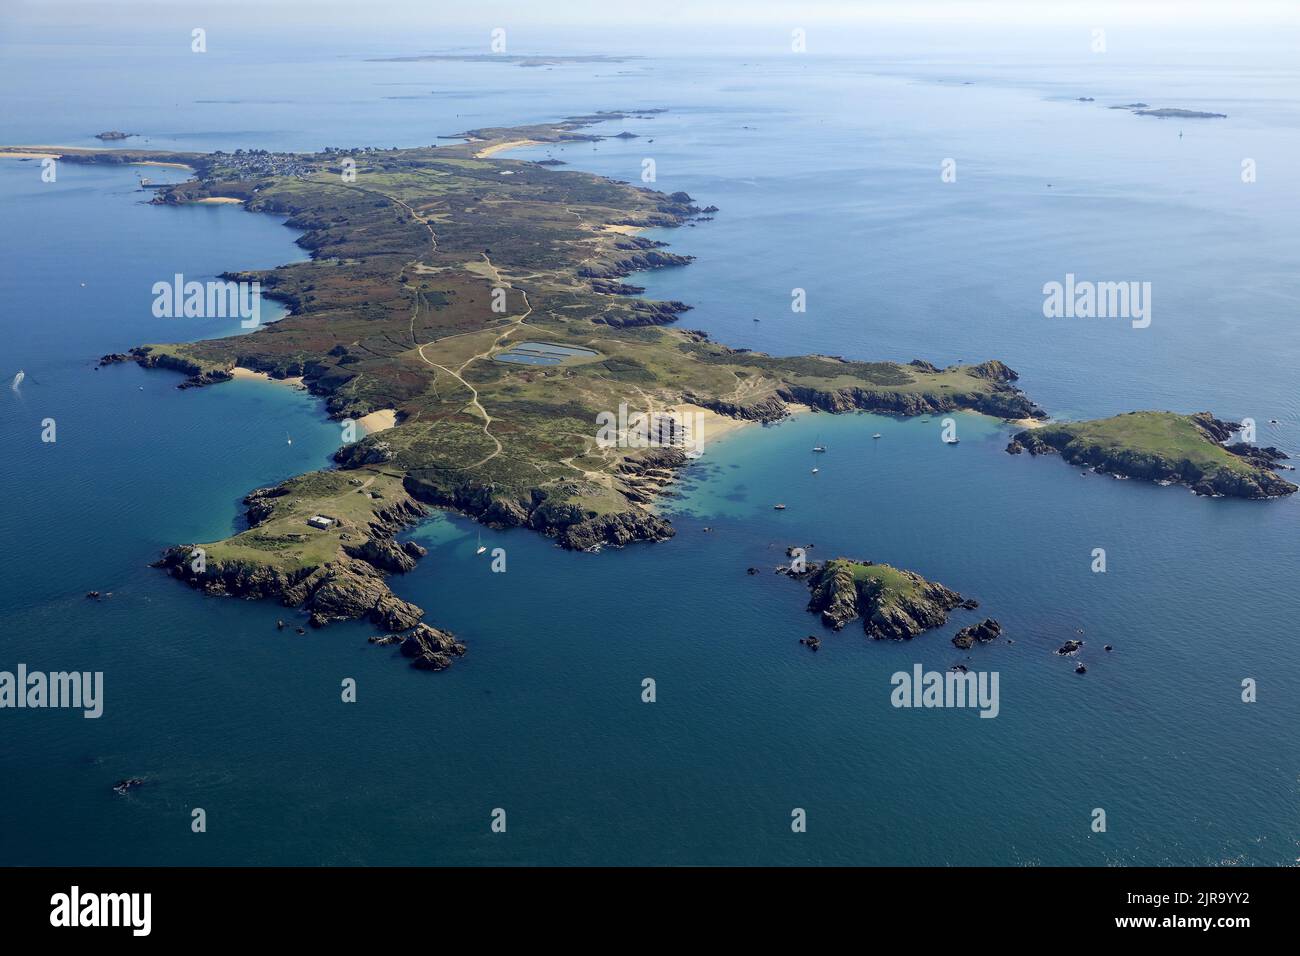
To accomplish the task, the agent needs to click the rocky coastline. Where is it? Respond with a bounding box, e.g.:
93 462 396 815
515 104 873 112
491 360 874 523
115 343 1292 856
1008 411 1296 499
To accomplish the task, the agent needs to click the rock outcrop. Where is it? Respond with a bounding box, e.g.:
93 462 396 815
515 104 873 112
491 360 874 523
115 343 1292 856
951 618 1002 649
399 622 467 671
803 558 968 640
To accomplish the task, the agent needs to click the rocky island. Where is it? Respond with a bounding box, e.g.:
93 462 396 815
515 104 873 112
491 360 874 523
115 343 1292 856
1007 411 1296 498
804 558 975 639
2 111 1284 667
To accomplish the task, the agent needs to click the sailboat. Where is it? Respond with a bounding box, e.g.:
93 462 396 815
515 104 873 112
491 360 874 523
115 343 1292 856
812 435 826 453
476 530 487 555
10 370 24 390
286 433 292 445
811 467 819 474
872 433 882 439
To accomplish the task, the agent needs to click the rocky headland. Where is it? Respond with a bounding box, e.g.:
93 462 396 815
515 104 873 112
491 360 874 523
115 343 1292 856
1008 411 1296 499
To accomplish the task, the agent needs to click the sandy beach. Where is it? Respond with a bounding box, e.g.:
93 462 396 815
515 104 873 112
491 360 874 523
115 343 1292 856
670 403 755 449
357 409 398 434
473 139 543 158
231 366 305 388
0 151 61 160
1008 417 1050 429
132 160 195 171
601 223 645 236
191 196 244 205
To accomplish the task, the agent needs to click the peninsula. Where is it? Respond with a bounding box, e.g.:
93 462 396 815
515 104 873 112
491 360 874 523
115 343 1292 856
4 112 1288 663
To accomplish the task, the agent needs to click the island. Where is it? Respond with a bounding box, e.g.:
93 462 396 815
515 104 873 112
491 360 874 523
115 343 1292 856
1105 104 1227 119
2 111 1285 668
1007 411 1296 498
803 558 976 639
1132 108 1227 119
94 130 136 140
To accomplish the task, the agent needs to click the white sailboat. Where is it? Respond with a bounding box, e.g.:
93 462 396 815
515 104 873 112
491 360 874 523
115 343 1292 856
475 530 487 555
10 370 24 390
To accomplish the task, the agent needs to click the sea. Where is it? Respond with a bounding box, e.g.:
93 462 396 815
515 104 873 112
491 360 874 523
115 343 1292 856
1 21 1298 865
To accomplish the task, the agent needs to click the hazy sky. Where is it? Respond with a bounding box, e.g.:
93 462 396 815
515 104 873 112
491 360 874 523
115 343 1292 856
9 0 1299 27
5 1 1297 57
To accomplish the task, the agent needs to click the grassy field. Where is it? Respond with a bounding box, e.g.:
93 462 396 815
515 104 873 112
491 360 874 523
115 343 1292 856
26 115 1061 597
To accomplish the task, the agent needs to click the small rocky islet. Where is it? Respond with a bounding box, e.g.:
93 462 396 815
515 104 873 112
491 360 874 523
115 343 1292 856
796 557 977 640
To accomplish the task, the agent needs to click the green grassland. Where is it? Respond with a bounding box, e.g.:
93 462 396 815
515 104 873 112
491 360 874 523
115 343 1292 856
1012 411 1296 498
6 113 1285 636
13 114 1215 619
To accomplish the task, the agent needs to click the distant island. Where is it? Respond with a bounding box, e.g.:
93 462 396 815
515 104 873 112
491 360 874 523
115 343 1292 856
1105 104 1227 119
4 111 1286 669
1133 107 1227 119
94 130 136 140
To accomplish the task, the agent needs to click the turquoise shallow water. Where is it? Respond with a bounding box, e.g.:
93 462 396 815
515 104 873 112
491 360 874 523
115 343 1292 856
0 27 1297 865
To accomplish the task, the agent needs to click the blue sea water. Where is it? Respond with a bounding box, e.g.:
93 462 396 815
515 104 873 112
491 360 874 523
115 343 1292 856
1 25 1298 865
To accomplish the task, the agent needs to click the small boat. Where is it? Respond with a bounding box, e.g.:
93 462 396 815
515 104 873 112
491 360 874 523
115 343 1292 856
286 434 293 445
773 503 787 511
872 433 882 439
753 317 760 322
945 438 960 445
10 370 24 390
811 467 819 474
475 531 487 555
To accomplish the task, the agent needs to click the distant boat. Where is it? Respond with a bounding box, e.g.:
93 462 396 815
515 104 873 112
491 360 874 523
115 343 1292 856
286 434 293 445
945 438 960 445
11 370 24 390
773 503 787 510
812 438 826 452
811 467 819 474
476 530 487 555
872 433 882 439
753 317 760 322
